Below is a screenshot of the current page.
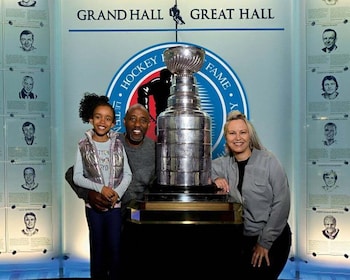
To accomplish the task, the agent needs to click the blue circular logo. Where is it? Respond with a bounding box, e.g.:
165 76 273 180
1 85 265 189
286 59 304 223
107 42 249 159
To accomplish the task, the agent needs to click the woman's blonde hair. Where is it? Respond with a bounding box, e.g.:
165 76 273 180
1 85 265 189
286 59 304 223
223 110 264 154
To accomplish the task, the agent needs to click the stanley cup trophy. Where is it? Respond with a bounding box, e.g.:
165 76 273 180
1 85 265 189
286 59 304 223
156 45 212 191
135 46 240 224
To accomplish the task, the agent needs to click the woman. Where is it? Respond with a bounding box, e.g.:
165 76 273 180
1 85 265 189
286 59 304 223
212 110 291 280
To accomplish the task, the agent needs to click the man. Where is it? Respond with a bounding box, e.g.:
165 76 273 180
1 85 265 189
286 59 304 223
169 4 185 25
21 167 39 191
322 215 339 240
321 75 339 100
119 104 156 220
20 30 36 52
66 103 156 221
22 121 36 145
137 68 172 124
18 0 36 7
22 212 39 236
323 122 337 146
322 0 337 5
19 75 38 99
321 28 337 53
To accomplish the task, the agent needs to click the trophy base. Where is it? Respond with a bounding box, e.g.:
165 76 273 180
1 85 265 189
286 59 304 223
147 183 223 202
127 184 242 225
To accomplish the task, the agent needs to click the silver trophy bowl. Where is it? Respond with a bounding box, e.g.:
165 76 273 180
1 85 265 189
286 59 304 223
163 45 205 75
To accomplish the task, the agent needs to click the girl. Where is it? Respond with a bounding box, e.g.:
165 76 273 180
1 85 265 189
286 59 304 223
73 93 132 280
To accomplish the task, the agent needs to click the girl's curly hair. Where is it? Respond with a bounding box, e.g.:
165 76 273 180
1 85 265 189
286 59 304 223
79 92 115 123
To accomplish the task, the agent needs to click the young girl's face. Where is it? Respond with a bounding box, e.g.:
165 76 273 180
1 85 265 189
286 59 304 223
90 105 115 139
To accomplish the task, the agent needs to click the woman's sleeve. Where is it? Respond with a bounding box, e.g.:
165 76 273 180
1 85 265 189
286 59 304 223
211 157 224 181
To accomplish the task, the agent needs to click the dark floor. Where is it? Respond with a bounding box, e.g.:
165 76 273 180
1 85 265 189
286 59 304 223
4 262 350 279
2 222 350 279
